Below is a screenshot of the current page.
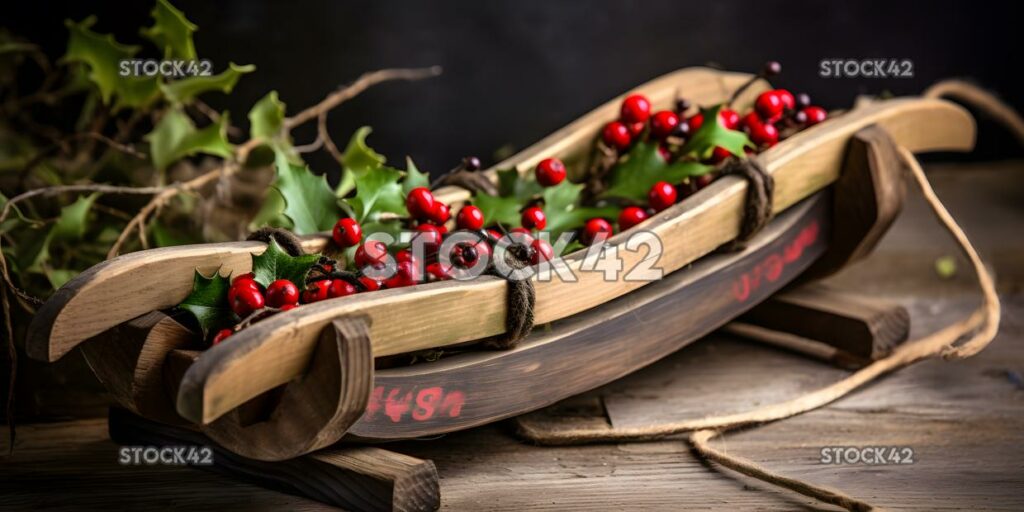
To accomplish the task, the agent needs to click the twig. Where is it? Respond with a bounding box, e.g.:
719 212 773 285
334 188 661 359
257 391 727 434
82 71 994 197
318 111 344 162
293 133 324 154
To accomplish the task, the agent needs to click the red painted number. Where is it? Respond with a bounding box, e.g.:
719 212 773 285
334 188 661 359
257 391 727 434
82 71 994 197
364 386 467 423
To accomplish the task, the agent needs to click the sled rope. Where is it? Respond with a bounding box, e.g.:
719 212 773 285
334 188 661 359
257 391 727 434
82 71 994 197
516 147 1001 511
721 157 774 251
246 227 306 257
485 245 536 350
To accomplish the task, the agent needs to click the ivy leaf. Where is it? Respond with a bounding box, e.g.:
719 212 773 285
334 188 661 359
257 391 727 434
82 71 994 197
542 180 620 239
401 157 429 195
146 109 234 171
497 167 542 202
337 126 386 197
348 166 406 222
474 193 522 228
178 269 234 338
602 141 711 202
250 238 319 288
274 159 342 234
51 193 98 242
248 90 286 140
161 63 255 104
679 104 755 160
63 17 160 108
141 0 197 60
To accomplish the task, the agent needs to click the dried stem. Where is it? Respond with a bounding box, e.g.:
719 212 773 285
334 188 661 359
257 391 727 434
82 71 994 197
318 111 344 163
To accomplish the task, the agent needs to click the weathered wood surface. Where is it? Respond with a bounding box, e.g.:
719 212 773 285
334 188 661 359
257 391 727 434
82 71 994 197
3 163 1021 510
108 408 440 512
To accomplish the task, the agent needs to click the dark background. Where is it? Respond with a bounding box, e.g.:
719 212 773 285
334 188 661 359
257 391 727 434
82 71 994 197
6 0 1024 176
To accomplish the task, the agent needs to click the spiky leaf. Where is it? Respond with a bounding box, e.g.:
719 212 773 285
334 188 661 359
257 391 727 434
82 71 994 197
146 109 233 171
273 160 342 234
542 180 620 239
248 90 286 140
348 166 406 222
250 238 319 288
679 104 755 160
401 157 430 195
473 193 522 228
141 0 197 59
602 141 711 202
336 126 387 197
161 62 255 103
63 17 160 108
178 269 234 337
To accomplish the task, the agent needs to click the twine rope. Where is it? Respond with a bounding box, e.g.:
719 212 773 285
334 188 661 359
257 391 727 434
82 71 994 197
721 157 775 251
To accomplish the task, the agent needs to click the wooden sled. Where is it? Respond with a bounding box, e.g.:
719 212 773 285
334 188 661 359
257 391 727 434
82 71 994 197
26 67 975 462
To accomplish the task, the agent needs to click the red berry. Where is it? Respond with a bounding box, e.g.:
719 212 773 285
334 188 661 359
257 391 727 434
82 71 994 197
414 223 443 253
384 260 420 289
332 218 362 248
749 120 779 147
426 262 452 280
212 328 233 345
602 121 632 150
456 205 485 230
355 240 389 269
627 122 645 137
301 280 331 303
650 110 680 139
582 218 613 245
231 272 260 291
535 158 566 187
279 304 297 311
755 91 784 122
688 113 704 131
657 145 671 161
740 112 763 130
229 284 265 317
358 276 381 291
531 238 554 264
452 243 481 268
405 187 435 220
395 249 414 264
776 89 795 111
802 106 827 126
427 202 450 225
648 181 677 212
620 94 651 124
710 146 733 164
720 109 741 130
521 207 546 230
618 206 649 231
328 279 358 298
508 227 535 245
265 279 299 308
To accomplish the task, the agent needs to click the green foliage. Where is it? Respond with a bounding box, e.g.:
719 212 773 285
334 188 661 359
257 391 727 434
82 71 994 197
473 193 522 228
336 126 386 197
496 167 542 202
542 180 620 239
602 141 711 202
141 0 197 60
63 17 160 108
250 238 319 288
178 269 233 337
348 166 406 222
274 159 342 234
678 104 754 160
248 90 286 140
401 157 430 195
145 109 234 171
161 63 255 104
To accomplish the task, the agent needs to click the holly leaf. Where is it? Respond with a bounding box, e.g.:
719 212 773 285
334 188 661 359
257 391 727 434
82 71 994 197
178 269 234 337
679 104 755 160
401 157 430 195
473 193 522 228
497 167 542 202
248 187 293 232
249 90 286 140
542 180 620 239
63 17 160 108
347 166 406 222
336 127 387 198
141 0 197 60
274 159 342 234
250 238 319 288
146 109 234 171
602 141 711 202
161 63 255 104
51 193 98 242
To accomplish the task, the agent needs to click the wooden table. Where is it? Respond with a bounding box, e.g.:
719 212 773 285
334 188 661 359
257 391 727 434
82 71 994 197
3 161 1024 510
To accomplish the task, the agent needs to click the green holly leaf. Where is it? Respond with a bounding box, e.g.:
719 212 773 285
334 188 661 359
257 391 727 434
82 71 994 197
542 180 620 239
51 193 98 242
248 187 293 232
473 193 522 228
178 269 234 338
497 167 542 202
347 166 407 222
250 238 319 289
248 90 286 140
146 109 234 171
63 17 160 108
679 104 755 160
141 0 197 60
335 127 387 198
602 141 711 202
272 159 342 234
401 157 430 195
161 63 255 104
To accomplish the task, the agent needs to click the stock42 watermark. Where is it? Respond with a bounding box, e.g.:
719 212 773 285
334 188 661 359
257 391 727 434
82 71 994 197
119 59 213 78
819 446 915 465
819 59 914 79
118 445 214 466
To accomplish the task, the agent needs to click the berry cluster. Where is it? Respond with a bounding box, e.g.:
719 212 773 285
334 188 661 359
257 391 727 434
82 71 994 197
211 273 303 344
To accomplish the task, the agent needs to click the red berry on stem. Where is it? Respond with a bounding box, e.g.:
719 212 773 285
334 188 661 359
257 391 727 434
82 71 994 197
229 284 265 317
802 106 827 126
710 146 733 164
648 181 677 212
521 207 546 230
414 223 443 253
212 328 233 345
265 279 299 308
535 158 567 187
328 279 358 298
530 238 554 264
620 94 651 124
427 202 450 225
776 89 795 111
650 110 679 139
687 113 704 131
301 280 331 303
755 91 785 122
332 218 362 248
405 187 435 219
581 218 613 245
509 227 535 245
740 112 763 130
719 108 741 130
384 260 420 289
618 206 649 231
426 262 452 280
232 272 260 290
602 121 632 150
749 120 779 147
358 276 381 292
395 249 414 264
456 205 485 231
355 240 389 268
627 122 645 137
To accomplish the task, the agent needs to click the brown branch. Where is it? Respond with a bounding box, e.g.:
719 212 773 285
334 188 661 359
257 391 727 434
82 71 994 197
318 112 344 162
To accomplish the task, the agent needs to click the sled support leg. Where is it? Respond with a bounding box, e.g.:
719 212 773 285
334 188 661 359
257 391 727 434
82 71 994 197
108 408 441 512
